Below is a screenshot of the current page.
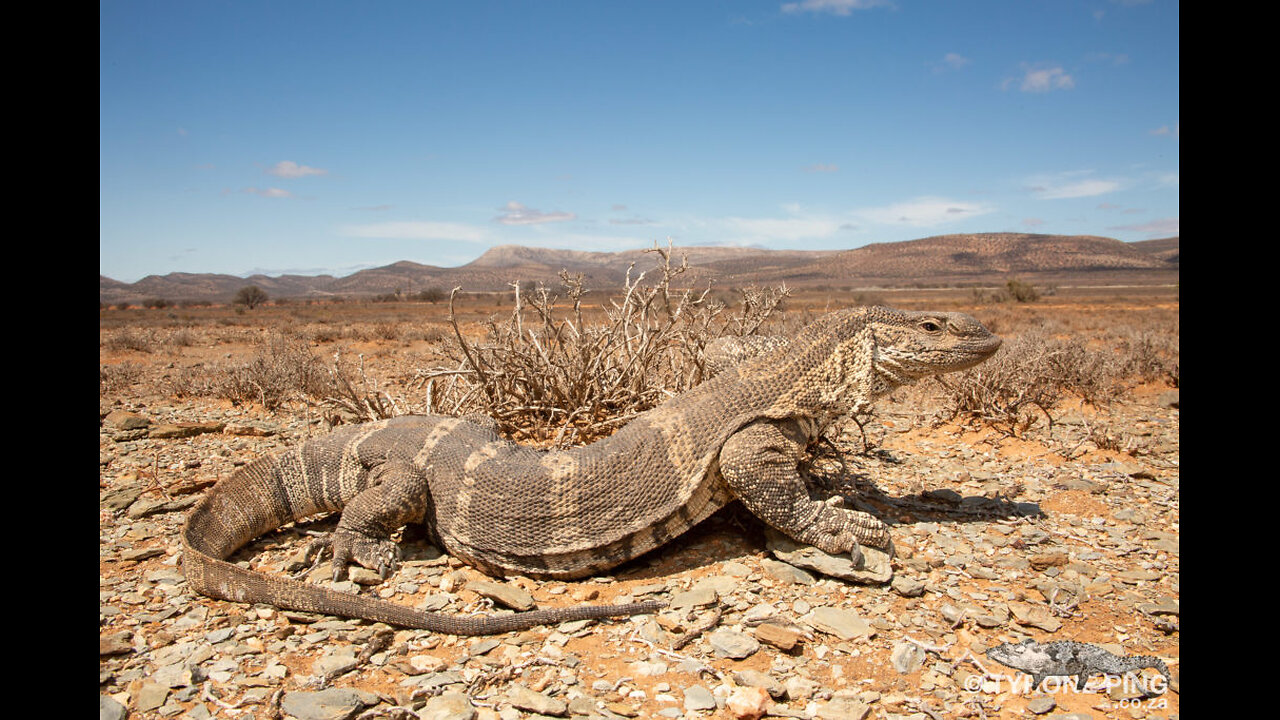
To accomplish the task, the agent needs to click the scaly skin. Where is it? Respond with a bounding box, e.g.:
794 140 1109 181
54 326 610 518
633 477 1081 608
182 306 1001 633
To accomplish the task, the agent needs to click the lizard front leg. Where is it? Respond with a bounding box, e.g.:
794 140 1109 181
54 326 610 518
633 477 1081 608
719 419 891 553
331 461 432 581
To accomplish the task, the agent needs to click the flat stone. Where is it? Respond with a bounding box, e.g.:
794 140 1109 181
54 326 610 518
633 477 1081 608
708 628 760 659
1116 569 1162 583
1026 695 1056 714
134 683 168 713
148 421 225 439
1028 551 1070 570
890 641 925 674
732 669 785 698
815 696 871 720
100 695 128 720
891 576 925 597
1136 597 1179 616
764 528 892 584
469 580 535 611
505 684 567 717
280 688 371 720
725 686 770 720
753 622 802 651
807 607 873 640
760 558 816 585
669 587 718 609
417 692 477 720
1007 602 1062 633
100 631 133 656
683 685 717 711
104 410 151 429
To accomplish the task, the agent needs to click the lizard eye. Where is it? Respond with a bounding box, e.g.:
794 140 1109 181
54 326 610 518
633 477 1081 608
920 320 942 333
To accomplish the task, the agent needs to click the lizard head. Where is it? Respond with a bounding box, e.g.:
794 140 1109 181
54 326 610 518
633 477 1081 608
985 639 1051 671
782 306 1001 417
865 307 1001 387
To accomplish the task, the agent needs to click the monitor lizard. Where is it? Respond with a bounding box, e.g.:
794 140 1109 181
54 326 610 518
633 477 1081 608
181 306 1001 634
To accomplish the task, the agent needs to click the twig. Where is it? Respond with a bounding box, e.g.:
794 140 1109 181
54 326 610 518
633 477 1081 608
670 607 722 650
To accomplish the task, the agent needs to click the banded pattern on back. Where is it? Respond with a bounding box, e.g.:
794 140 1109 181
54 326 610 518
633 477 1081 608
181 306 1002 633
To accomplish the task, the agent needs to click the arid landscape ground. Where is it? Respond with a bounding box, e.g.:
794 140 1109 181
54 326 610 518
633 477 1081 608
100 276 1179 720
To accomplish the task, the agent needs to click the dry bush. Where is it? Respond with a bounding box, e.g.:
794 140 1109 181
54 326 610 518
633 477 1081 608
308 325 342 343
933 328 1123 435
208 333 331 410
1114 326 1180 386
373 321 400 341
164 332 405 420
419 244 789 445
164 326 198 348
102 328 157 353
100 362 145 394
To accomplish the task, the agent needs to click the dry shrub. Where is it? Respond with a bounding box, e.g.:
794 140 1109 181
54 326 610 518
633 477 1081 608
1114 326 1180 386
373 322 400 341
209 333 331 410
164 326 198 348
100 362 144 394
420 244 789 444
102 328 157 353
934 328 1122 435
163 332 405 420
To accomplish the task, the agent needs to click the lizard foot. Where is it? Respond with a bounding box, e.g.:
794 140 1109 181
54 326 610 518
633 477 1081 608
804 504 892 555
331 529 400 582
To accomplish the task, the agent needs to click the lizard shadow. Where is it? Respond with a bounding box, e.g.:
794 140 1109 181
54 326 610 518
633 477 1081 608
805 443 1045 531
601 443 1051 581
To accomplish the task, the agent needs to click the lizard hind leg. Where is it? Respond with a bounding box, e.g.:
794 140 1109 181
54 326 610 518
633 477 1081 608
330 461 433 581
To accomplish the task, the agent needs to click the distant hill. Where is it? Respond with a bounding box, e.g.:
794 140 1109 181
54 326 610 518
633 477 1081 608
100 233 1179 305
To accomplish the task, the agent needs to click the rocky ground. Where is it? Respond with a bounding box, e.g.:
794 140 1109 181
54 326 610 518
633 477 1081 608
100 309 1179 720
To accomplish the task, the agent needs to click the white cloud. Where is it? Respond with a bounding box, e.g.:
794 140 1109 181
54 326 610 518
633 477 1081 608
853 196 993 227
1040 179 1119 199
267 160 328 178
239 187 292 198
721 215 845 241
1004 64 1075 92
1027 172 1122 199
941 52 970 70
494 201 576 225
1085 51 1130 66
780 0 891 16
1150 123 1180 139
341 221 490 242
1108 217 1179 235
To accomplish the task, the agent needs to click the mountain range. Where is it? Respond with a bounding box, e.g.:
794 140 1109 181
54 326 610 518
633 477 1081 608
100 232 1179 305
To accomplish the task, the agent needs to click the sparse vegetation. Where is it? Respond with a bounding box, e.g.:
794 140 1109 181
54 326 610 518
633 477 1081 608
416 287 446 303
1003 278 1039 303
234 285 269 309
928 316 1178 437
101 267 1178 454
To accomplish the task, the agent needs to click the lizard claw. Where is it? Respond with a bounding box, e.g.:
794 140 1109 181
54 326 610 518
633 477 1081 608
331 529 400 582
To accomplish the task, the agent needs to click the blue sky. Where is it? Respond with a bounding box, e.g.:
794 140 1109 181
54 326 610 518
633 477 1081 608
100 1 1179 283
